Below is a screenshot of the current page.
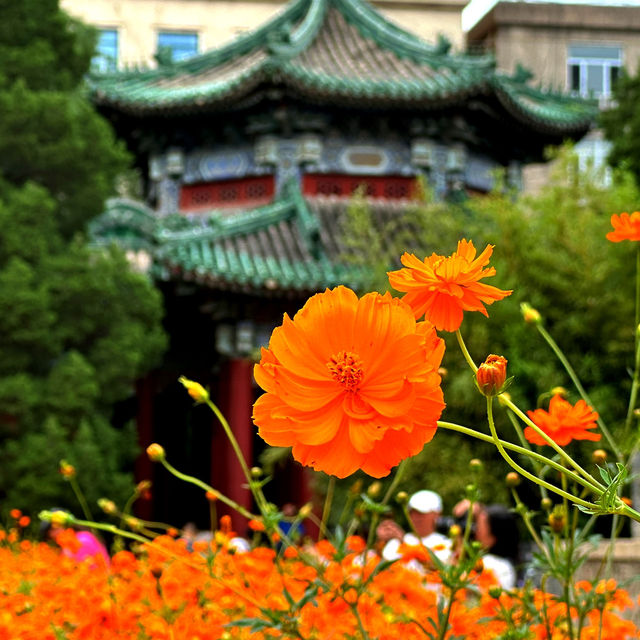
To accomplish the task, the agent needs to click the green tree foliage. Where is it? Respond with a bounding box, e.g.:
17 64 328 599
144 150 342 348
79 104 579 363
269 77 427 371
600 70 640 183
335 151 640 512
0 0 167 516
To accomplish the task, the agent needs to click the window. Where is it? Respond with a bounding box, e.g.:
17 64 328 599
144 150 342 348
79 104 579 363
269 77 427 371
156 31 198 62
92 29 118 72
568 44 622 98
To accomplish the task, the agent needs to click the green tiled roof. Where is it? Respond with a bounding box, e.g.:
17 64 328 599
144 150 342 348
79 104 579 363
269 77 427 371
88 0 597 134
90 180 379 294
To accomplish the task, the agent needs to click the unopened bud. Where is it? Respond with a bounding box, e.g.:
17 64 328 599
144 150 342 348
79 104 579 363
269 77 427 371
437 367 448 378
250 466 263 478
488 587 502 599
505 472 521 488
540 497 553 512
395 491 409 505
476 355 508 397
136 480 152 494
205 490 218 502
59 460 76 480
146 443 165 462
548 507 566 533
299 503 313 518
550 386 568 398
349 479 363 495
449 524 462 538
178 376 209 404
592 449 607 464
126 516 143 531
98 498 117 514
521 303 541 324
469 458 483 472
367 481 382 498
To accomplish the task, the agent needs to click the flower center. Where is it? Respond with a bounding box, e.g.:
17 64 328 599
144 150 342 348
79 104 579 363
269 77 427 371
327 351 364 391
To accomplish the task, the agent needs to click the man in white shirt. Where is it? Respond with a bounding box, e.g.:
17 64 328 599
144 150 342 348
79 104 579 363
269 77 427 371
379 490 451 565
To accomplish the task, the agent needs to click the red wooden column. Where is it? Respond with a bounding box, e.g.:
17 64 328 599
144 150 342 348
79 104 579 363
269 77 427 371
215 357 254 534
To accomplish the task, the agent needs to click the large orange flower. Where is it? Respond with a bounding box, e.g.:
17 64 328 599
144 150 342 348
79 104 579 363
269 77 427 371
252 286 445 478
387 240 512 332
524 394 601 446
606 212 640 242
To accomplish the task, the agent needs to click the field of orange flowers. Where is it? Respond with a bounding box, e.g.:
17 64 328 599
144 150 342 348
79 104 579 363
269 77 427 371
0 527 638 640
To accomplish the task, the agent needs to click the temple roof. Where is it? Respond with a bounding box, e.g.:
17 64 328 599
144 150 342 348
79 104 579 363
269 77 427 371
87 0 596 135
89 180 403 294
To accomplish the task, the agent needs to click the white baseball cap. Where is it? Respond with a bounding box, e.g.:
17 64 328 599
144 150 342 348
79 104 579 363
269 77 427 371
408 490 443 514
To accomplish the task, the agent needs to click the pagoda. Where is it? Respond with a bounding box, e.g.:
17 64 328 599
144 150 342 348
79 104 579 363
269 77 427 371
88 0 596 531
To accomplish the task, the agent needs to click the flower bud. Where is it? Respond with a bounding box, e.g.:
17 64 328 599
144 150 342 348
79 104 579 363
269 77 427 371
449 524 462 538
367 481 382 498
469 458 483 472
59 460 76 480
395 491 409 505
205 490 218 502
250 466 263 478
540 497 553 512
548 507 566 533
550 386 568 398
126 516 143 531
248 518 265 532
299 503 313 518
437 367 448 378
146 443 165 462
505 472 520 488
178 376 209 404
136 480 152 493
476 355 508 397
98 498 117 515
488 587 502 599
521 303 541 324
592 449 607 464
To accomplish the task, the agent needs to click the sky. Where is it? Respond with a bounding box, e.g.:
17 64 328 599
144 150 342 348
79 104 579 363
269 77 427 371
462 0 640 32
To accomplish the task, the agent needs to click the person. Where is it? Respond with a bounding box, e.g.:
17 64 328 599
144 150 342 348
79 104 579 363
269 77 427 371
453 501 519 589
42 510 110 567
379 490 452 565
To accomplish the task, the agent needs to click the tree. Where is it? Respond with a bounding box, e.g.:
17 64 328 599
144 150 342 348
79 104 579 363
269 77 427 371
0 0 167 516
600 70 640 183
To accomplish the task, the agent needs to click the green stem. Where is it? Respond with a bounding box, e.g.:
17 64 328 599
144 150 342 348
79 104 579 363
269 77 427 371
350 602 370 640
510 488 546 557
160 458 257 520
455 329 478 373
69 477 93 522
319 477 335 542
205 397 267 512
535 323 622 460
501 397 606 492
485 400 599 510
437 421 601 496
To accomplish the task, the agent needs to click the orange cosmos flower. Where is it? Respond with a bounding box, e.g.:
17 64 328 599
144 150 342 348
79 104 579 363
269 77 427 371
252 286 445 478
525 394 601 446
387 239 512 332
606 211 640 242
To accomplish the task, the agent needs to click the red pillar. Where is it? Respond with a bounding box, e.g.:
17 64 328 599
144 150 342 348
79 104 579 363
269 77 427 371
215 357 254 534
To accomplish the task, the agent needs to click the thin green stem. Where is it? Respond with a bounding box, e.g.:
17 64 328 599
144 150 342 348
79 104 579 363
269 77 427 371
69 477 93 522
455 329 478 373
535 323 622 459
350 602 370 640
484 400 599 510
160 458 257 520
437 421 601 496
510 488 546 557
319 477 335 542
205 397 267 512
501 397 606 492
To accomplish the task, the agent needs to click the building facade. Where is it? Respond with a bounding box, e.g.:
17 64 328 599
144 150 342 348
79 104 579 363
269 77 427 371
464 0 640 188
62 0 468 70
